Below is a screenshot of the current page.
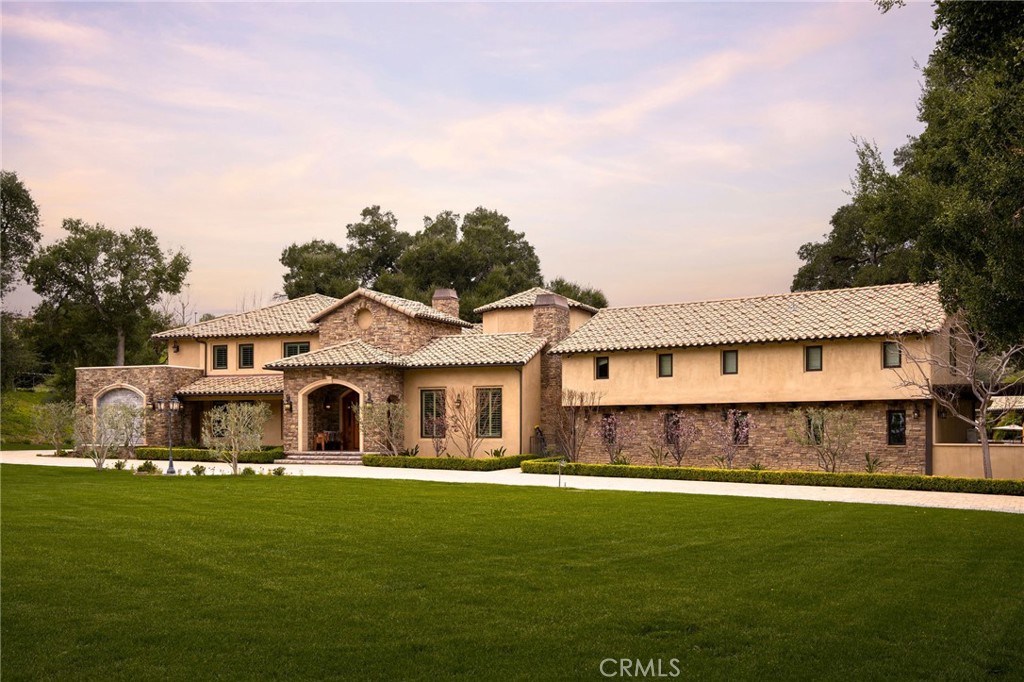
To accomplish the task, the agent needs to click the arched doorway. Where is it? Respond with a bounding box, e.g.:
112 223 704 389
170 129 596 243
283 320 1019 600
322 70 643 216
304 384 360 451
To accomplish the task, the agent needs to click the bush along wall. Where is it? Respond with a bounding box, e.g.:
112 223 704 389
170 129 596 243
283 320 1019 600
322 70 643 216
134 447 284 464
519 460 1024 496
362 453 539 471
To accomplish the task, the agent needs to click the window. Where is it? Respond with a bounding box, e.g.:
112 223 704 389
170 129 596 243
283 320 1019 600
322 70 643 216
421 389 446 438
238 344 254 369
731 411 750 445
887 410 906 446
805 345 823 372
476 388 502 438
595 356 610 380
212 345 228 369
806 412 824 445
722 350 738 375
284 342 310 358
883 342 901 368
657 354 673 378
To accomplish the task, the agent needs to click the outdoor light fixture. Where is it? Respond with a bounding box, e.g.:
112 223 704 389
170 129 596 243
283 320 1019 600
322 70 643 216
455 396 462 409
938 407 948 419
154 396 182 475
913 406 921 420
172 342 180 353
366 392 374 404
284 395 293 412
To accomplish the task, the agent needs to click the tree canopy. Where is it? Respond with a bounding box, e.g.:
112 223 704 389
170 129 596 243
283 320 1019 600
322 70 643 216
24 219 190 367
793 1 1024 346
1 170 42 298
281 206 605 320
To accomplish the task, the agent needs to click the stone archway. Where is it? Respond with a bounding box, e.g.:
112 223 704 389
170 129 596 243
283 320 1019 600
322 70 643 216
94 383 146 446
297 379 362 452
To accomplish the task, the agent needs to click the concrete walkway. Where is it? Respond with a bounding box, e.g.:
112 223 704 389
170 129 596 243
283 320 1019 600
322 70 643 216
2 450 1022 515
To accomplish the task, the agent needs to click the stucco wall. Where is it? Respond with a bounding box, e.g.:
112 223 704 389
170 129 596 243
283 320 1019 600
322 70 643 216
561 337 936 405
403 365 526 457
572 401 928 474
172 336 320 374
481 308 535 334
520 354 542 453
932 444 1024 480
317 296 459 353
569 308 594 332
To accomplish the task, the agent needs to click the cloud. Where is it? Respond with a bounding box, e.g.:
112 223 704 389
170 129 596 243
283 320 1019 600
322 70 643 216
2 12 107 50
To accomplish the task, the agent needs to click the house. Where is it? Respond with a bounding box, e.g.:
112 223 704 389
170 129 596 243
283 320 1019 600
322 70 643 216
75 281 1022 477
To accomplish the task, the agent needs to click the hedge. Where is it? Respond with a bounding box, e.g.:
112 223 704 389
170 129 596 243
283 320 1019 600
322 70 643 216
134 447 284 464
362 453 540 471
519 460 1024 496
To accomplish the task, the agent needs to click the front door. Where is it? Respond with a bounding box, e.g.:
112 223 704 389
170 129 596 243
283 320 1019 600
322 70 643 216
341 391 360 451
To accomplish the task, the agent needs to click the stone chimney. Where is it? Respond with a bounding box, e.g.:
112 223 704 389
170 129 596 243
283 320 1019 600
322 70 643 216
532 293 571 448
431 288 460 319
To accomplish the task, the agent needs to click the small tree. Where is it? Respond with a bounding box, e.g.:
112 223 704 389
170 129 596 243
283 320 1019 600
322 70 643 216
425 416 450 457
446 388 482 458
202 402 271 475
788 407 860 473
553 390 602 462
598 412 638 464
663 411 699 466
713 409 752 469
33 401 76 455
354 400 406 456
896 318 1024 479
105 403 145 460
74 405 120 470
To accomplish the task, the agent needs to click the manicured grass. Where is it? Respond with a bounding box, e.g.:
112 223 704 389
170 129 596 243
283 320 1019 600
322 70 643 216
2 465 1022 681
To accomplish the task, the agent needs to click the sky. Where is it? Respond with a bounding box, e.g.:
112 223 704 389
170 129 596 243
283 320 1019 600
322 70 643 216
1 1 940 317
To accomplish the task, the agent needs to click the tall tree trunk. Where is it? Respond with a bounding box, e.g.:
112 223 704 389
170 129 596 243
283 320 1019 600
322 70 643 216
977 414 993 480
116 328 125 366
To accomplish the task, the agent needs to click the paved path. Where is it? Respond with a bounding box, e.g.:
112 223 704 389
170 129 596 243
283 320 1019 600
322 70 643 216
3 450 1021 515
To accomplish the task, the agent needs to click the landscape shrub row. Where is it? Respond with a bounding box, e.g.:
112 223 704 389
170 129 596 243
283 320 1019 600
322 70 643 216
519 460 1024 496
134 447 284 464
362 453 539 471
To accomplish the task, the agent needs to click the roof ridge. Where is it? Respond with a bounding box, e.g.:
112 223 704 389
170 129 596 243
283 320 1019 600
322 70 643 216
597 281 938 312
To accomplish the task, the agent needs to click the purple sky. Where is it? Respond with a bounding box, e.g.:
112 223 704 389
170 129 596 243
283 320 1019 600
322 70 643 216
2 2 939 316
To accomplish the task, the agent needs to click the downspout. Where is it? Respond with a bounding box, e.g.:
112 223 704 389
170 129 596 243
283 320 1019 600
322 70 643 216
516 366 524 456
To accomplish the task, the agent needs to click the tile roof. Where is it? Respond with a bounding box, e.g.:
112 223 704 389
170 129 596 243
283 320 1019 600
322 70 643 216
264 334 545 370
474 287 599 314
264 340 403 369
552 282 946 354
177 374 283 396
991 396 1024 411
153 294 339 340
309 288 472 328
403 333 547 368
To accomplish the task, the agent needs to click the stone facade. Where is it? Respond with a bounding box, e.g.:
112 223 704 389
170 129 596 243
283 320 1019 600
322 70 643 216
431 289 460 319
531 294 570 443
575 401 929 475
75 365 204 447
281 366 405 451
317 297 460 353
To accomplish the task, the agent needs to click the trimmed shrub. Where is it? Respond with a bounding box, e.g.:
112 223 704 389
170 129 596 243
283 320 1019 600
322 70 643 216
134 446 283 464
518 460 1024 496
362 453 539 471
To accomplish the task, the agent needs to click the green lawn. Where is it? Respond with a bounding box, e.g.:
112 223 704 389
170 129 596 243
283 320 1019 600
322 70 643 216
2 466 1022 681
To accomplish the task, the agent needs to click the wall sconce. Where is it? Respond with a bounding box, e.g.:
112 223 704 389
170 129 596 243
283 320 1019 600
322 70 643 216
454 396 462 409
172 342 180 353
366 392 374 404
912 406 921 420
148 400 156 411
284 395 293 412
938 407 948 419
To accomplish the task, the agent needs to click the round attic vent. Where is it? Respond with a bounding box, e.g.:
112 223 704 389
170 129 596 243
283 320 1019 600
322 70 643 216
355 307 374 330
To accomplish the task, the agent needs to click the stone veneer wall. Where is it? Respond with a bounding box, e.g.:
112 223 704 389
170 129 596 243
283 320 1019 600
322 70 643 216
431 289 460 319
75 366 204 447
281 366 405 452
317 298 461 353
575 401 929 475
531 295 571 444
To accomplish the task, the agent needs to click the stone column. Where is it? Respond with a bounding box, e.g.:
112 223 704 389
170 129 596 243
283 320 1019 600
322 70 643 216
531 293 570 447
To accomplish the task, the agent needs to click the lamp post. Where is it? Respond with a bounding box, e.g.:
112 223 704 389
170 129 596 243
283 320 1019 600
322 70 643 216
155 396 182 475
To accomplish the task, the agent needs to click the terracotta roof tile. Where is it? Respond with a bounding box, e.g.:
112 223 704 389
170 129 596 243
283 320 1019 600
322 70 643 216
153 294 338 340
264 340 403 369
177 375 283 396
552 283 946 354
403 333 546 368
309 288 472 328
474 287 599 314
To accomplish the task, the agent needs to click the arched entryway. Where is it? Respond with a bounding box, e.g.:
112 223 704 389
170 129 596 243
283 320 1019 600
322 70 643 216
94 384 146 445
300 382 361 451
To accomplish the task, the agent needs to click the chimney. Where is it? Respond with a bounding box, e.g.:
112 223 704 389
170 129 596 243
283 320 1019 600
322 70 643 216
431 288 460 319
532 293 571 444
